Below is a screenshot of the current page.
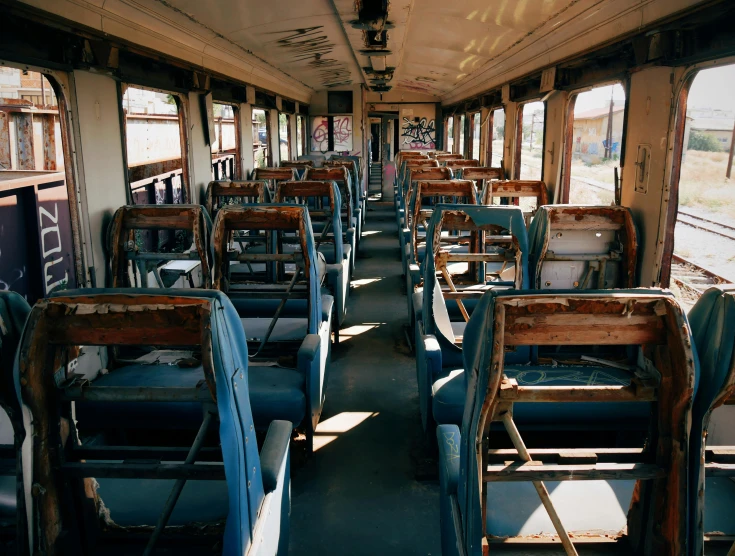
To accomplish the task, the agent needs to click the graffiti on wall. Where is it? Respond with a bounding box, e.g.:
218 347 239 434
401 117 436 149
311 116 353 152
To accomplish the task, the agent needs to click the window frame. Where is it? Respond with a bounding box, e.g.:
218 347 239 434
278 112 291 163
252 107 271 168
514 99 546 180
296 114 306 156
560 80 628 204
485 106 505 169
120 83 191 203
211 100 241 180
469 111 481 160
0 63 85 296
458 114 466 157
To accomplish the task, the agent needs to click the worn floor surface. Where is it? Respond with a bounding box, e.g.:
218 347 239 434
289 200 441 555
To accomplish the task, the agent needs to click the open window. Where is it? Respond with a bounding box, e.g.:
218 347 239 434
445 116 454 153
252 108 269 168
487 107 505 167
297 114 305 156
278 112 290 162
458 114 466 156
516 101 545 180
563 83 625 204
211 102 239 180
663 63 735 305
469 112 481 160
122 85 188 204
0 66 79 301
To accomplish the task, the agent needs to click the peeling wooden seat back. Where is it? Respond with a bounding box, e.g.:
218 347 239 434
211 204 321 335
411 180 477 264
457 289 695 555
304 166 353 221
445 159 480 171
251 167 298 198
687 285 735 554
16 290 265 555
457 167 504 194
480 179 548 209
436 154 464 162
108 204 212 289
528 205 638 290
275 180 344 263
421 205 529 352
205 180 269 216
403 165 451 208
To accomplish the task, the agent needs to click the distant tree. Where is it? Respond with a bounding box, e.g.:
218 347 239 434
495 124 504 139
688 130 722 152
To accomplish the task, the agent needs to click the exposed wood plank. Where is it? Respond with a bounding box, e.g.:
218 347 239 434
486 447 646 464
499 384 655 403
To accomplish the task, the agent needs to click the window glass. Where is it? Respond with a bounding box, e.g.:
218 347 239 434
252 108 268 168
446 117 454 152
0 67 77 301
297 115 304 156
489 108 505 167
670 64 735 306
471 112 481 159
458 114 466 156
122 86 186 204
517 101 545 180
568 84 625 204
279 113 290 162
211 102 237 180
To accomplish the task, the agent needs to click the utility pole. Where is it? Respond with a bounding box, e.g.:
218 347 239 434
528 112 535 152
604 92 614 159
727 119 735 179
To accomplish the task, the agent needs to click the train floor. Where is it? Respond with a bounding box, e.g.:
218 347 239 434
289 200 441 555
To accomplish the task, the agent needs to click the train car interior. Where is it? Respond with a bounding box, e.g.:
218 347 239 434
1 0 735 554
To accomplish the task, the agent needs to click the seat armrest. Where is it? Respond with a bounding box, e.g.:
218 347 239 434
346 227 355 246
260 420 292 493
401 227 411 244
321 293 335 323
422 334 442 377
437 425 461 495
408 263 421 289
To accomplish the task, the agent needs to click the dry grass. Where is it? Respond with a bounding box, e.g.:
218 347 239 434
679 150 735 218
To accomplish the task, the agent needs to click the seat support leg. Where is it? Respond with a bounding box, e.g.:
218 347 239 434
500 411 578 556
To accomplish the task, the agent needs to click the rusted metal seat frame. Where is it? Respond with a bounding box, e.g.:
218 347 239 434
17 293 221 555
108 204 212 289
205 180 269 216
458 292 694 555
251 167 298 200
410 180 477 268
529 205 638 290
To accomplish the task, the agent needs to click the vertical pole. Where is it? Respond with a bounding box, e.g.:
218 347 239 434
726 120 735 179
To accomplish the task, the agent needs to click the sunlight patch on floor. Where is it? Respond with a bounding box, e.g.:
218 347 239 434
313 411 380 451
339 323 384 342
361 230 381 236
351 277 383 289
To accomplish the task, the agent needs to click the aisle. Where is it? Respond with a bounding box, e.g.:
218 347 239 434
289 201 440 555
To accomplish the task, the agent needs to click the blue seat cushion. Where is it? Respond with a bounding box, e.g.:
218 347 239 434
249 365 306 427
432 365 651 428
76 362 205 430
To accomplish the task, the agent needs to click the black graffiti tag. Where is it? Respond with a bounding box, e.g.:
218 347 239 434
401 118 436 146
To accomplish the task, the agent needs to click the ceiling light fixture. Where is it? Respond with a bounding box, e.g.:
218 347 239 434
370 56 387 72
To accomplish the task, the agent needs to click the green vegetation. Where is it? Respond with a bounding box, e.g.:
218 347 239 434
688 130 722 152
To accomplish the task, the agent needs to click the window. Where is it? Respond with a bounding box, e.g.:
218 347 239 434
310 116 353 153
458 114 466 156
252 108 269 168
0 67 78 301
665 64 735 305
211 102 238 180
470 112 481 160
487 108 505 167
297 115 305 156
564 83 625 204
517 101 545 180
122 85 188 204
279 113 290 162
446 117 454 152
